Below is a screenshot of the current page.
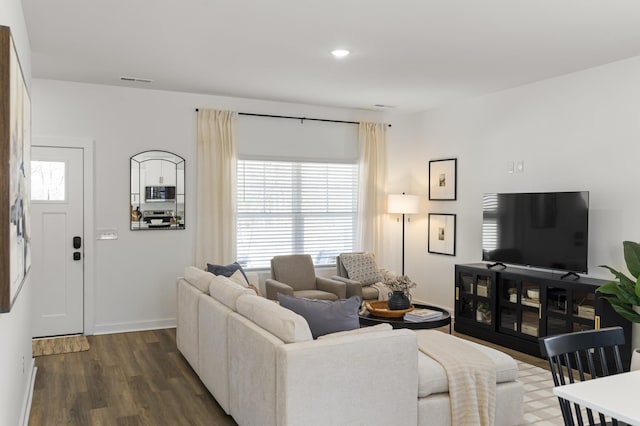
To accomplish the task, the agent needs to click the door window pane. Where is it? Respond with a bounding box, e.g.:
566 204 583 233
31 161 66 201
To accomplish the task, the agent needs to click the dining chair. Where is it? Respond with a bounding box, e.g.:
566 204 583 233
539 326 626 426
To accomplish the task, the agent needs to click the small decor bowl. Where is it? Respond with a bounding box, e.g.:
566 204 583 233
364 301 414 318
527 289 540 300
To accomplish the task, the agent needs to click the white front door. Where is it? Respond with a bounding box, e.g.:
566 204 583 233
31 146 84 337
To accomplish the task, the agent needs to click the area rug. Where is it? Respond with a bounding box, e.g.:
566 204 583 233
32 334 90 357
518 360 564 425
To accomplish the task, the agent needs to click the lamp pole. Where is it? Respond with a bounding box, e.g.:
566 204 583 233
401 213 406 276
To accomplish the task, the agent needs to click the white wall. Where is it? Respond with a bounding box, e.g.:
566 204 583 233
0 1 35 424
31 79 386 333
393 55 640 311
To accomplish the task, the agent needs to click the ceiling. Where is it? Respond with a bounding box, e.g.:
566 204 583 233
22 0 640 112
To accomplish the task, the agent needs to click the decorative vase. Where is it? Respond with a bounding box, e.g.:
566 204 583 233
387 291 410 310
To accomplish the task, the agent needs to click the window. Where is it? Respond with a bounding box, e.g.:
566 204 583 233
31 160 66 201
237 159 358 269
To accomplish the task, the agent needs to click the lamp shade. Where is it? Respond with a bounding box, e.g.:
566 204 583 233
387 193 420 214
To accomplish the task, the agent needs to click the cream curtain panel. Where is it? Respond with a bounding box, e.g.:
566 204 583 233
195 109 237 268
357 122 387 256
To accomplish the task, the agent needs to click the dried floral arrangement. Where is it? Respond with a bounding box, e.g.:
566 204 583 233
381 269 417 293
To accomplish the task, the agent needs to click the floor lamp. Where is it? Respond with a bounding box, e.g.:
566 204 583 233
388 193 420 275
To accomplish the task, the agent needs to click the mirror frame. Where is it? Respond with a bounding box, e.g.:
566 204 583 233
130 150 185 231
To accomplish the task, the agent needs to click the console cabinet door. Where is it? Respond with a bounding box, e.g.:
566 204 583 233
498 273 542 340
455 266 495 328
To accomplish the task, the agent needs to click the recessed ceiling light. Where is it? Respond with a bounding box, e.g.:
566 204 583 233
331 49 350 58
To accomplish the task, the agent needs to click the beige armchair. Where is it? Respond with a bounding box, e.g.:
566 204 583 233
265 254 347 301
333 252 383 301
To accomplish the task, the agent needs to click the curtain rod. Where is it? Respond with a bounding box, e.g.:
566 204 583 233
195 109 391 127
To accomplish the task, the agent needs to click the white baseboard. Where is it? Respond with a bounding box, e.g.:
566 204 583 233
92 318 176 335
21 360 36 426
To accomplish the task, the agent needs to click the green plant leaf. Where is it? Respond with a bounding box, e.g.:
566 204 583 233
596 281 621 296
599 265 635 288
617 284 640 305
636 275 640 299
624 241 640 279
603 296 640 323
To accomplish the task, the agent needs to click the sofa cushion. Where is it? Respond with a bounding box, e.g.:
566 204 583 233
184 266 216 294
416 333 519 398
209 275 256 311
278 294 361 339
207 261 250 285
236 295 312 343
340 253 383 286
318 323 392 340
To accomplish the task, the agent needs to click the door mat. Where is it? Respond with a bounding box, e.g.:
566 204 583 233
32 334 90 357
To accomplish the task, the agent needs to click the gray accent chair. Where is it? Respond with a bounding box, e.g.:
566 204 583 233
332 253 381 301
265 254 347 301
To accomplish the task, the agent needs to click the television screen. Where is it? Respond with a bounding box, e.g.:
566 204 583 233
482 191 589 273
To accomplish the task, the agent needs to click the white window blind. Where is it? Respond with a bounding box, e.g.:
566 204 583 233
237 159 358 269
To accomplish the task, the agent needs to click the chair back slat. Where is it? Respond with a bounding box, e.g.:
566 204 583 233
539 327 626 426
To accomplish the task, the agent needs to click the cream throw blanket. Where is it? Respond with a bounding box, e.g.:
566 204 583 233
417 331 496 426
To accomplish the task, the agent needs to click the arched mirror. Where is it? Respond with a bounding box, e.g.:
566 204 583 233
130 150 185 230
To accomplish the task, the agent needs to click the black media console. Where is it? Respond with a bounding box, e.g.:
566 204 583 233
454 263 632 367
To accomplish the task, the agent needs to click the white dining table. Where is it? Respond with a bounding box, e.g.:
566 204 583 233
553 370 640 425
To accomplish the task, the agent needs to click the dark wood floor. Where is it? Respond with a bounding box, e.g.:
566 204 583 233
29 326 548 425
29 329 236 426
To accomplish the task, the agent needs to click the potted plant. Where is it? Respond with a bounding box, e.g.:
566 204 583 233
597 241 640 367
596 241 640 323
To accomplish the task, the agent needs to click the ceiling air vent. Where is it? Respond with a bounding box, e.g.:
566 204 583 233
120 76 153 84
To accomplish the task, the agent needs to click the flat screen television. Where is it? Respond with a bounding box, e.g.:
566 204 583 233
482 191 589 273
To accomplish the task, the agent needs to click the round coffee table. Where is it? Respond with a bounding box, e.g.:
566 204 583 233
359 303 451 333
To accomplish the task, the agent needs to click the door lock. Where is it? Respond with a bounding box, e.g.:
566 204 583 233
73 236 82 249
73 252 81 261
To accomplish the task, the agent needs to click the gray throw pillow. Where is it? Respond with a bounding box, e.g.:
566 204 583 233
206 261 249 285
277 294 361 339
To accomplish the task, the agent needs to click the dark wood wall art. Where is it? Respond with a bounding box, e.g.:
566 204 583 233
1 26 31 313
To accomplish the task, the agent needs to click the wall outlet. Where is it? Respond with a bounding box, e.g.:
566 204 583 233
507 161 514 174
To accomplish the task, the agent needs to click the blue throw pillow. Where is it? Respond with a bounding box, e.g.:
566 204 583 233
206 262 249 285
277 294 361 339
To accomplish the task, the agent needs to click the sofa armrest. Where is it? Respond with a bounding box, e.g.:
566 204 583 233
265 279 293 300
316 276 347 299
275 329 418 425
332 275 363 299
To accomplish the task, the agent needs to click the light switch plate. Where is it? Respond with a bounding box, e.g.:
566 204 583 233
516 161 524 173
507 161 514 174
97 229 118 240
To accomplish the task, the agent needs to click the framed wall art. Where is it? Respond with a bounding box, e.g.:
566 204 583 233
429 158 457 200
1 26 31 313
428 213 456 256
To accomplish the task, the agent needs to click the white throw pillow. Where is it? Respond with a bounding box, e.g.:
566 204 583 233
228 269 250 287
340 253 383 286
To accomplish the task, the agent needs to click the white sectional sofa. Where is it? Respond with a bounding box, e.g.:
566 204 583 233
177 266 524 426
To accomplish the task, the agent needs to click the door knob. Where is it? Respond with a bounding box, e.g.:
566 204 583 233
73 236 82 249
